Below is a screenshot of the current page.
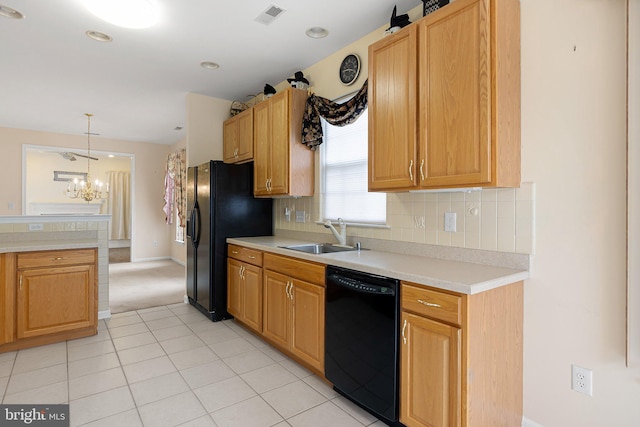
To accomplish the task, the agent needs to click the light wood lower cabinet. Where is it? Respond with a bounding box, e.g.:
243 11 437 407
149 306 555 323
400 281 523 427
227 244 264 333
262 253 325 374
0 248 98 353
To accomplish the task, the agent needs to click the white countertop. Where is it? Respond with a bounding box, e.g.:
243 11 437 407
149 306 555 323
227 236 529 295
0 239 99 254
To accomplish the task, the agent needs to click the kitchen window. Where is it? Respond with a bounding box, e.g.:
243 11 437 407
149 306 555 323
321 105 386 225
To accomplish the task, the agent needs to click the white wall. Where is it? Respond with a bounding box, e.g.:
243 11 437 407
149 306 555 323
185 92 230 166
520 0 629 425
0 126 172 262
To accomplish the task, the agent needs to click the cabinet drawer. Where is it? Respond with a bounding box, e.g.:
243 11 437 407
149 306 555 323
264 253 325 286
228 245 263 267
17 249 97 269
401 282 462 326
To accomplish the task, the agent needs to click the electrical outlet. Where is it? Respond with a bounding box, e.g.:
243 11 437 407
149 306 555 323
413 216 425 229
444 212 456 232
295 210 305 223
571 365 593 396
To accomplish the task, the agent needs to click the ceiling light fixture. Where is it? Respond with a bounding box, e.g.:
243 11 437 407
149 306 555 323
66 114 109 202
0 5 25 19
305 27 329 39
200 61 220 70
86 30 113 42
83 0 159 29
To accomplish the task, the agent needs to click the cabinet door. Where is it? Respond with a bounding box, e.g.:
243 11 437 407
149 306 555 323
418 0 491 187
236 108 254 162
268 91 290 195
227 259 242 318
290 279 324 372
368 24 418 191
17 265 96 339
242 263 263 333
262 270 290 349
400 311 461 427
253 101 271 195
223 116 239 163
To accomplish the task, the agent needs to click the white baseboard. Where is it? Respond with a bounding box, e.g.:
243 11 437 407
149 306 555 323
98 309 112 320
132 256 171 263
523 416 544 427
171 257 186 266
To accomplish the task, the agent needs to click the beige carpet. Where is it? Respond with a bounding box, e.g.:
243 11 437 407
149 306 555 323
109 259 186 314
109 247 131 264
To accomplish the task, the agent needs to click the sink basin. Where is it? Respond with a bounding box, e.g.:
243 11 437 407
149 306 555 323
280 243 358 254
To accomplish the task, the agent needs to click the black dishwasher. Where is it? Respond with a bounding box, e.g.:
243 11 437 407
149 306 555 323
325 265 400 426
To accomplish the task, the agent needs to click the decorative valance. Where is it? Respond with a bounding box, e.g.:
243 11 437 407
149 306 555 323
302 79 368 150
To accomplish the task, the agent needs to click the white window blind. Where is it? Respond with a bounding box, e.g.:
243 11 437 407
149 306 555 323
321 107 386 224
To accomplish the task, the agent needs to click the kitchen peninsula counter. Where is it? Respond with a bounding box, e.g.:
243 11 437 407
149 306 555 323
227 236 530 295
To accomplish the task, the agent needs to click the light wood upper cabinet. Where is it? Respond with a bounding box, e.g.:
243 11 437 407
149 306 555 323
253 88 314 197
368 0 520 191
223 107 254 164
369 24 418 190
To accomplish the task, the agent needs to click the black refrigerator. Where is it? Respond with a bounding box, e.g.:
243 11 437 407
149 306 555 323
186 161 272 321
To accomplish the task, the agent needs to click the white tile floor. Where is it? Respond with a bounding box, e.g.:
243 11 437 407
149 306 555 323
0 303 390 427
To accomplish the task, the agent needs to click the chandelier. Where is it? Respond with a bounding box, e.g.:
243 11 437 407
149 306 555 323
66 113 109 202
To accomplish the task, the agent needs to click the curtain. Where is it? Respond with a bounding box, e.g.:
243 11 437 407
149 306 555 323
106 171 131 240
301 79 368 150
164 149 186 227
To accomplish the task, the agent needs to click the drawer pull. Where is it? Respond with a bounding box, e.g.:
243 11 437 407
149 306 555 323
248 256 256 259
402 319 407 345
231 250 239 254
53 257 64 261
417 299 441 308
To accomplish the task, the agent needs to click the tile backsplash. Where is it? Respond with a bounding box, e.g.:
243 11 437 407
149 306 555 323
274 182 535 255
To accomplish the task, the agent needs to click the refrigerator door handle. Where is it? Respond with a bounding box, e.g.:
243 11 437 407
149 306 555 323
193 201 201 247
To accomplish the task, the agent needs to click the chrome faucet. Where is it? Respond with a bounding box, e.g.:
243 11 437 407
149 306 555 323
324 218 347 246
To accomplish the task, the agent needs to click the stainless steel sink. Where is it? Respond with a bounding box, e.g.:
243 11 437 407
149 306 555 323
280 243 359 254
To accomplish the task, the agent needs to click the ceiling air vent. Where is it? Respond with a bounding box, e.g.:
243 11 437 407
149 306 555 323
254 4 285 25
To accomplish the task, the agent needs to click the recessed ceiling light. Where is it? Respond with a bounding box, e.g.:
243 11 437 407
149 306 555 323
86 30 113 42
200 61 220 70
305 27 329 39
83 0 159 29
0 5 25 19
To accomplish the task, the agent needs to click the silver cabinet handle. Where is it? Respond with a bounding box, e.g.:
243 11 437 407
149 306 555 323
402 319 407 345
418 299 441 308
231 250 239 255
53 257 64 261
419 159 425 181
234 148 239 158
409 160 414 182
248 256 256 259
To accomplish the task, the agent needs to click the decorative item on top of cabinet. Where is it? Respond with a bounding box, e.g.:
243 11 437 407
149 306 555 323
253 87 314 197
399 280 523 427
227 244 264 333
223 107 254 164
262 253 325 374
369 0 520 191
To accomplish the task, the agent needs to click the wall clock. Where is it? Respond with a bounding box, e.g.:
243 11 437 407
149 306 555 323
339 53 361 86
